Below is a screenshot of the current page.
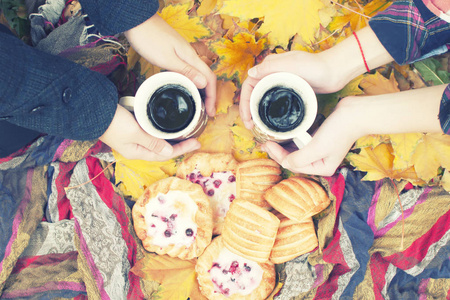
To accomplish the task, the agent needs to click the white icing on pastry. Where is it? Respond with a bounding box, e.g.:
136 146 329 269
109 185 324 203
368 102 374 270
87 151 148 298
208 247 263 297
144 191 198 248
187 170 236 218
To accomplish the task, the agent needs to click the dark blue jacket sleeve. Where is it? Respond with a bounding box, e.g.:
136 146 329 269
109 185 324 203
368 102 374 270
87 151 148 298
79 0 160 36
0 0 159 140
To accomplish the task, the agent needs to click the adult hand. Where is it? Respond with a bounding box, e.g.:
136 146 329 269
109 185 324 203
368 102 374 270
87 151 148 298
99 105 201 161
125 14 217 116
239 51 341 130
260 97 361 176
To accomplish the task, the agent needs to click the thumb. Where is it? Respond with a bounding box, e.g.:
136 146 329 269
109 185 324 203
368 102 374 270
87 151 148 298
176 61 207 89
139 133 173 157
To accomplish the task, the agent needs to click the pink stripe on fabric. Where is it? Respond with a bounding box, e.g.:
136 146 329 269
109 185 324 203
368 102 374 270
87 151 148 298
373 186 432 239
367 181 384 233
74 219 110 300
53 139 74 161
0 170 34 274
418 278 430 300
1 281 86 298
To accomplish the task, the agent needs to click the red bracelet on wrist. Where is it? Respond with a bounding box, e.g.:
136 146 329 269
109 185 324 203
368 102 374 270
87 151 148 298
353 31 370 73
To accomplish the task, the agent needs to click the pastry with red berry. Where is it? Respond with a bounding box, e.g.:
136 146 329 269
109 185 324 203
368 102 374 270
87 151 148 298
132 177 213 260
176 152 238 235
196 236 275 300
236 159 282 209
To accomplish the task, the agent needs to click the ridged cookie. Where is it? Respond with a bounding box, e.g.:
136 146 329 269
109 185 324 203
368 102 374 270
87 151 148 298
264 177 330 222
236 159 282 209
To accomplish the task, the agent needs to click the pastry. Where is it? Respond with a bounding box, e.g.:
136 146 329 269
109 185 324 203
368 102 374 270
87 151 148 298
236 159 282 209
270 211 318 264
176 152 238 235
222 200 280 263
196 236 276 300
132 177 213 260
264 177 330 222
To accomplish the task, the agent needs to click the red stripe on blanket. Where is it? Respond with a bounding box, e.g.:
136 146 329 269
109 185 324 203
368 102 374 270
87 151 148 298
12 251 78 274
384 208 450 270
315 228 352 299
370 252 390 300
85 156 144 299
325 174 346 218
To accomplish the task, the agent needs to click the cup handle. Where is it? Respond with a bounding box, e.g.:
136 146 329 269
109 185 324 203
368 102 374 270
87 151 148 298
119 96 135 112
293 131 312 149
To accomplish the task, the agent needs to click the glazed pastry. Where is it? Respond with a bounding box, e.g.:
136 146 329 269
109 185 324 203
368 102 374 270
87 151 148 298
196 236 276 300
264 177 330 222
132 177 213 260
176 152 238 235
236 159 282 209
270 211 318 264
222 200 280 263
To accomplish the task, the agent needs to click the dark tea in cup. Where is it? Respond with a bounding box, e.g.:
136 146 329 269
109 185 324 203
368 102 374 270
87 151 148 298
147 84 196 133
118 72 207 141
258 87 305 132
249 72 317 149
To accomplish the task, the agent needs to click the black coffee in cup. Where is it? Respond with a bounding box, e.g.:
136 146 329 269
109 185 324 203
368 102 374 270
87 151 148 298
258 87 305 132
147 84 196 133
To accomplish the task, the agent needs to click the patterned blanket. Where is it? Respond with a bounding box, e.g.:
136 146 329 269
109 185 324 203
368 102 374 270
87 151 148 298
1 1 450 299
1 139 450 299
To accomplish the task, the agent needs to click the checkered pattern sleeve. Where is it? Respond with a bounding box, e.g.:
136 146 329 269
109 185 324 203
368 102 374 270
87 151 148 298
369 0 450 135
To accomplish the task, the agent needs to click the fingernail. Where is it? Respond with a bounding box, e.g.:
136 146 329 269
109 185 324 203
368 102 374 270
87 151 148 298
161 144 173 156
248 67 257 77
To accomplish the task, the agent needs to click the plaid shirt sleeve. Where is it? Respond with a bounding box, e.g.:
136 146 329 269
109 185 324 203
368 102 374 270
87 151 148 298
369 0 450 134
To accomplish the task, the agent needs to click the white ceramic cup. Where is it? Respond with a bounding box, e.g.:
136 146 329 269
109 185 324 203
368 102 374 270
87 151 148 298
250 72 318 149
119 72 208 141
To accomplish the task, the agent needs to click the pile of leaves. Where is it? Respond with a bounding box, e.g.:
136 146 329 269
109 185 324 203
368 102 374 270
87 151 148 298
116 0 450 298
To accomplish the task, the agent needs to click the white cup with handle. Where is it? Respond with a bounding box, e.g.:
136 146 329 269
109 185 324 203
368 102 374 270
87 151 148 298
119 71 208 142
249 72 318 149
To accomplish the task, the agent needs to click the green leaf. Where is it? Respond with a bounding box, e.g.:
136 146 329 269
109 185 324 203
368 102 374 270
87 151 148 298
414 58 450 85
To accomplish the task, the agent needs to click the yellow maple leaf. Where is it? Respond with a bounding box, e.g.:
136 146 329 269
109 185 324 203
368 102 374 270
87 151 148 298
354 134 390 149
389 133 423 170
218 0 328 47
216 79 237 114
197 105 240 153
159 3 211 43
359 71 400 95
411 133 450 182
113 150 177 200
211 31 268 85
131 253 206 300
328 0 391 32
231 116 268 161
346 143 424 184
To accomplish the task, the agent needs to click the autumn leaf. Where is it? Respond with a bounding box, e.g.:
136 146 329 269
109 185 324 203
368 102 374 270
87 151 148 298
159 3 212 43
231 116 268 161
210 31 268 85
216 79 237 114
218 0 329 47
131 253 206 300
359 71 400 95
414 57 450 85
346 143 424 184
197 105 240 153
354 134 390 149
328 0 391 32
389 133 423 170
411 133 450 182
113 150 178 200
